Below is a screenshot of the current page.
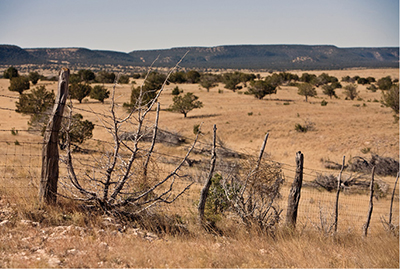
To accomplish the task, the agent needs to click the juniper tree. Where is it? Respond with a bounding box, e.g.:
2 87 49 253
297 83 317 102
9 76 30 94
170 92 203 118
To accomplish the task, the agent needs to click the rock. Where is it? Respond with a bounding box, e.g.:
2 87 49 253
48 256 61 267
0 219 10 226
99 242 109 251
67 248 79 255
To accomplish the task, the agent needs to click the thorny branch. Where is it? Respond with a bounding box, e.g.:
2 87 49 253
64 52 195 212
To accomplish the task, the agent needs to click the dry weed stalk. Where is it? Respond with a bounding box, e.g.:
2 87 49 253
61 53 197 214
222 134 284 231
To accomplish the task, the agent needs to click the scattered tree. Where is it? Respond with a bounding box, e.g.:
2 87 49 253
357 77 370 85
170 92 203 118
28 71 41 85
9 76 30 94
3 66 19 79
60 113 94 145
78 69 96 83
124 72 167 109
131 73 141 79
186 70 201 83
69 83 92 103
322 84 337 99
247 80 277 99
96 71 116 83
343 84 358 100
168 71 187 83
90 85 110 103
377 76 393 91
172 86 182 96
341 75 355 83
223 72 242 91
265 73 284 88
200 74 218 92
300 73 317 84
15 85 55 132
118 74 130 84
297 83 317 102
331 81 342 89
314 73 338 86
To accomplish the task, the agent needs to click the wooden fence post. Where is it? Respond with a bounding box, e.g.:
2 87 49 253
198 124 217 225
39 68 70 205
286 151 304 228
388 172 399 227
333 156 345 233
363 166 375 237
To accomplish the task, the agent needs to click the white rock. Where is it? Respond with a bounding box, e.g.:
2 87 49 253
0 220 9 226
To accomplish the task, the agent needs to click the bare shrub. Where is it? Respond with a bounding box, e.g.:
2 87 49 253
120 128 185 146
61 54 196 215
305 173 389 197
222 157 284 232
349 155 399 177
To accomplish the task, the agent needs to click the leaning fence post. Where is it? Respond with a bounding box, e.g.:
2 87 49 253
363 166 375 237
286 151 304 228
39 68 70 205
198 124 217 225
333 156 345 233
388 172 399 227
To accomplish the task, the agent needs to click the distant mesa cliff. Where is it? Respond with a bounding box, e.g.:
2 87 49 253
0 44 398 70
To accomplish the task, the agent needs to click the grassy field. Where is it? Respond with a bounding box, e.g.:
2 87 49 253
0 68 398 268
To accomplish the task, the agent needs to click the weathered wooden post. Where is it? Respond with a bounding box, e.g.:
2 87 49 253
363 166 375 237
333 156 345 233
39 68 70 205
198 124 217 225
286 151 304 228
388 173 399 228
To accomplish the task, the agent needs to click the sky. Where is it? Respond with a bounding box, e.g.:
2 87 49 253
0 0 398 52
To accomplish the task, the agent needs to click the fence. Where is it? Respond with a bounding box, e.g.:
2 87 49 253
0 130 398 234
0 71 398 236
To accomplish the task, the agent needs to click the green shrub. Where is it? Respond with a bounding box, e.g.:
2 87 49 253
203 174 231 225
321 100 328 106
295 121 315 133
9 76 30 94
11 128 18 136
172 86 182 96
193 124 200 135
295 123 308 133
90 85 110 103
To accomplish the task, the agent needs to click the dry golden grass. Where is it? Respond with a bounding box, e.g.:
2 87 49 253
0 68 399 268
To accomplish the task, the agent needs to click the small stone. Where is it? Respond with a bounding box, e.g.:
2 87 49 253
0 220 10 226
67 248 79 255
48 256 61 267
99 242 109 251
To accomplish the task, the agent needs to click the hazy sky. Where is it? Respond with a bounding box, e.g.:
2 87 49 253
0 0 398 52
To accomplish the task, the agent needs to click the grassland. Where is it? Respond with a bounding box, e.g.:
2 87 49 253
0 68 398 268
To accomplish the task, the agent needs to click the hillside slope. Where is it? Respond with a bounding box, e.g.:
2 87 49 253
0 44 398 70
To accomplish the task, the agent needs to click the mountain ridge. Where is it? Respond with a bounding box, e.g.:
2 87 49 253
0 44 398 70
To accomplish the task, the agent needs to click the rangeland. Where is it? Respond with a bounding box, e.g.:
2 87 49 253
0 68 398 268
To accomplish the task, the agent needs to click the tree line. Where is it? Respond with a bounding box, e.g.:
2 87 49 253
3 66 399 127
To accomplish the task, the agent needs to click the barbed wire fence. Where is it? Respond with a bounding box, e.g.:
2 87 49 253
0 79 398 234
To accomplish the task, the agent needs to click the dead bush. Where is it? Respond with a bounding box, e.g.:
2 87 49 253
349 154 399 177
120 127 185 146
222 158 284 232
305 173 389 197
